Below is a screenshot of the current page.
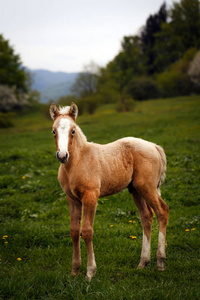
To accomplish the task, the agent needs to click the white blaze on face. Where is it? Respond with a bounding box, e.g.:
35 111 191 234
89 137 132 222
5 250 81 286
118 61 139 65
57 118 71 157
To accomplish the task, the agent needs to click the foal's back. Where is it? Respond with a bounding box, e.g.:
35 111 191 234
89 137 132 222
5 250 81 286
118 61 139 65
85 137 162 197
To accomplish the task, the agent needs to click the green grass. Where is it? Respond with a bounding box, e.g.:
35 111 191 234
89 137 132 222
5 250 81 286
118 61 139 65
0 96 200 299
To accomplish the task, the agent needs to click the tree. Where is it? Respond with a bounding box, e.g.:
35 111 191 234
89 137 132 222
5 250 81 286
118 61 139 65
0 34 32 111
0 34 28 92
140 2 167 74
170 0 200 51
154 0 200 71
71 61 99 98
107 35 145 92
157 48 196 97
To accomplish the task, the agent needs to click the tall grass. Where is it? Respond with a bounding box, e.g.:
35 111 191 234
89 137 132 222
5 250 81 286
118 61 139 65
0 96 200 299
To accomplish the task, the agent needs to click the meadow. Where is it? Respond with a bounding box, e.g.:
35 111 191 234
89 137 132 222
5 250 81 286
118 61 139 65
0 96 199 299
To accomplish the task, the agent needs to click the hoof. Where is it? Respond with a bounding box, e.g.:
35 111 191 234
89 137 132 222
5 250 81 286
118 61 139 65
85 275 92 282
157 266 165 271
137 258 150 269
71 265 81 277
71 271 78 277
85 265 96 281
157 257 165 271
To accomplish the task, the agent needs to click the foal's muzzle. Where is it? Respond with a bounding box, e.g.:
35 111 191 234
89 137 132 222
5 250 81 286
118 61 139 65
56 151 69 163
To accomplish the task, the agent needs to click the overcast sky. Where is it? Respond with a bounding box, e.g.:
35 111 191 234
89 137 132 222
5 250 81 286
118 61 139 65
0 0 175 73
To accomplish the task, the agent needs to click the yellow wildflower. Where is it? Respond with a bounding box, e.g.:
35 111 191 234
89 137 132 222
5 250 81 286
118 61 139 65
22 176 26 179
3 235 8 238
191 228 196 231
185 229 190 231
4 241 8 244
132 221 136 223
129 220 132 223
110 225 114 227
17 258 22 261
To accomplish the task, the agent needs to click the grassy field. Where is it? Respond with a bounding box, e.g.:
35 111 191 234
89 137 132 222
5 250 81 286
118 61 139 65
0 96 200 299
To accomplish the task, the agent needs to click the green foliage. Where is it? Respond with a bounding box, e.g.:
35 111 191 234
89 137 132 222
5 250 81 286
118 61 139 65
97 67 120 104
56 94 78 107
140 2 167 74
127 77 160 100
66 0 200 108
95 0 200 102
82 96 100 114
116 95 136 112
0 112 14 128
71 62 99 98
0 34 28 92
0 96 199 299
170 0 200 51
0 34 37 112
154 0 200 72
157 48 196 97
108 36 145 92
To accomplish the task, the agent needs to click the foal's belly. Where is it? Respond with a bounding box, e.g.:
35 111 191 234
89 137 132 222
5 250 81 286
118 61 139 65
98 154 133 197
99 172 132 197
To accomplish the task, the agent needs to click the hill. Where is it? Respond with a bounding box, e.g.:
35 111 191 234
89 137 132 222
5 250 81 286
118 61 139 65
29 69 78 103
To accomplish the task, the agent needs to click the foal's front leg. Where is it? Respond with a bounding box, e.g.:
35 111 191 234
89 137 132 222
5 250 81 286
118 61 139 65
67 196 82 276
81 190 98 281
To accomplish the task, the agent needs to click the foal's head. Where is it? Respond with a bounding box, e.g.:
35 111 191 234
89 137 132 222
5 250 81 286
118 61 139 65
50 102 78 163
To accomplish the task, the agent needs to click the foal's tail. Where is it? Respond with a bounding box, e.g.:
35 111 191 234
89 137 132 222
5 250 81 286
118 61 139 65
155 145 167 191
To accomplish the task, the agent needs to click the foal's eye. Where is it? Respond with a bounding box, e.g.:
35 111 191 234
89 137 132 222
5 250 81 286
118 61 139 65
71 129 76 136
52 129 56 135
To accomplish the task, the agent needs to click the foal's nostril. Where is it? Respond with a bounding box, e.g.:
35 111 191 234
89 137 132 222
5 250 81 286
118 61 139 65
56 151 69 163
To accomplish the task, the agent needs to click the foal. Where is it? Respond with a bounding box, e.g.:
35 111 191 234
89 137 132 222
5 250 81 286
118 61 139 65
50 102 169 281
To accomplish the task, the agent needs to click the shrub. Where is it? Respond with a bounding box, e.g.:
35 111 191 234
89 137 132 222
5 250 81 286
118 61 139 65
57 95 78 107
126 77 160 100
0 112 14 128
157 48 196 97
116 95 136 112
157 70 192 97
83 96 100 114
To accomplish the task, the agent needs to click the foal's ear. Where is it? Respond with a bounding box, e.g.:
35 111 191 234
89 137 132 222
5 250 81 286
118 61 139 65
50 103 59 120
69 102 78 121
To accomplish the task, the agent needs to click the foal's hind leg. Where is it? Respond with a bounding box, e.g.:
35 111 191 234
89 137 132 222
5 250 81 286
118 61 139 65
135 185 169 271
154 194 169 270
67 196 82 276
131 188 153 269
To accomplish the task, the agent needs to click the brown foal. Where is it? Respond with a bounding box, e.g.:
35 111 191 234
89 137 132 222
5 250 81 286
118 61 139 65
50 102 169 281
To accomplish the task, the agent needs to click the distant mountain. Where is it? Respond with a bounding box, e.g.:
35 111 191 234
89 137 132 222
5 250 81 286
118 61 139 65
28 69 78 103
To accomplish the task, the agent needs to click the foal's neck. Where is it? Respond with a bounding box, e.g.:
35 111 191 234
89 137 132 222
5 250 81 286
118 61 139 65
66 125 87 168
74 125 87 150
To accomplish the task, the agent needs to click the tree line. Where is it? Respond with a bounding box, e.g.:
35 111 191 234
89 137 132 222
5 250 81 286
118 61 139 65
68 0 200 113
